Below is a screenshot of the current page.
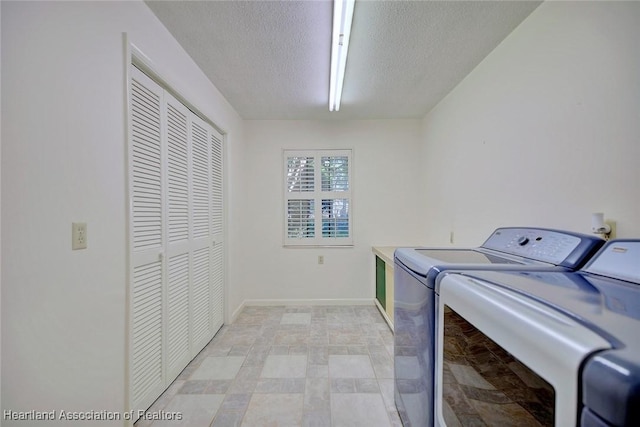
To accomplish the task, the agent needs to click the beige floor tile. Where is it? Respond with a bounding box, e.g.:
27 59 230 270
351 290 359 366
260 355 307 378
191 356 245 380
136 305 399 427
281 312 312 325
151 394 224 427
331 393 391 427
241 393 304 426
328 355 376 378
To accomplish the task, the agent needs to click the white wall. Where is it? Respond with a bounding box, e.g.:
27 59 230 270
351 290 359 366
420 1 640 246
0 2 3 415
3 0 639 422
1 1 244 424
239 120 423 306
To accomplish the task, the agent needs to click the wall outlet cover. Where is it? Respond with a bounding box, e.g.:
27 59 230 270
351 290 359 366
72 222 87 250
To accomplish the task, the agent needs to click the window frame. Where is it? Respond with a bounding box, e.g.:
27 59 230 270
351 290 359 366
283 149 353 247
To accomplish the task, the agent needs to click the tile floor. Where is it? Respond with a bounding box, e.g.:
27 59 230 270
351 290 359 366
135 305 401 427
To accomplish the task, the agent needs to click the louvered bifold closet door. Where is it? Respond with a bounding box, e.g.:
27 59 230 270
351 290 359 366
129 67 165 414
129 66 225 420
164 92 192 380
210 130 224 331
190 115 214 351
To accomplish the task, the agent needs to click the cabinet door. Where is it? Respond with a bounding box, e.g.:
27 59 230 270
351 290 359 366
376 256 386 309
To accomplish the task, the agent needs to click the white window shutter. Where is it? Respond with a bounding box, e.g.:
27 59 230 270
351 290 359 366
287 199 316 239
283 150 352 246
287 156 315 192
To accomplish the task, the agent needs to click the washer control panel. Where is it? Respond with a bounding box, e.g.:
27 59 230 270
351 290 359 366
482 227 601 266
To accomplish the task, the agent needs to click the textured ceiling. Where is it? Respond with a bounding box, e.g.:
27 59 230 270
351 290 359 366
145 0 541 120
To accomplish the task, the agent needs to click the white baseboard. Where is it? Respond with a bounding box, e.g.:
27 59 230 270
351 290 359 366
230 300 246 324
230 298 375 323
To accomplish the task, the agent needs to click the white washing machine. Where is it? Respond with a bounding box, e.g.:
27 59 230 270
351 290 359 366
434 239 640 426
394 227 604 427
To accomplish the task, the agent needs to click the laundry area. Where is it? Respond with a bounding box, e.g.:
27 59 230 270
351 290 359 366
136 305 396 426
2 1 640 426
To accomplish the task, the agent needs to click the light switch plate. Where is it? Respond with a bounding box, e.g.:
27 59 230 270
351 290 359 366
72 222 87 250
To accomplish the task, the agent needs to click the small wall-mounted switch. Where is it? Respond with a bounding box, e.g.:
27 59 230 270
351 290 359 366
72 222 87 250
318 255 324 265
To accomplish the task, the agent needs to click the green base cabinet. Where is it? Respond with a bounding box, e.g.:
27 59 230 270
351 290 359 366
376 256 386 309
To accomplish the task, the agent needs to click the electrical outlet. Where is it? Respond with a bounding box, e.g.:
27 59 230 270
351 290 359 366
318 255 324 265
450 231 454 244
72 222 87 250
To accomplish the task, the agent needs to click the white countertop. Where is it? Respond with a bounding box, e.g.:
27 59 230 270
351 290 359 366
372 246 399 265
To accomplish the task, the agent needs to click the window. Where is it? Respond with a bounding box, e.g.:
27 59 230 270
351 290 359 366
284 149 352 246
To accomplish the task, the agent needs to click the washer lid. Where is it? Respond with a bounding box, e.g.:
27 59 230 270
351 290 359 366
394 247 524 278
414 249 521 264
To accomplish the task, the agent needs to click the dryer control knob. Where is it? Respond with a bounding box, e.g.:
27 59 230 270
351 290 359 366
517 236 530 246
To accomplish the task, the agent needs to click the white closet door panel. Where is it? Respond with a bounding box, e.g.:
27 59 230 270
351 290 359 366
130 69 163 253
210 129 224 332
191 245 212 350
130 67 166 415
166 253 190 377
164 92 192 380
166 94 190 245
191 117 211 241
211 130 223 241
131 259 164 411
211 242 224 331
189 116 215 352
129 65 225 419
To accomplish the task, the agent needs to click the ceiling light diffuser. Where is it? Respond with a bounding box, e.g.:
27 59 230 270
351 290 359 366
329 0 355 112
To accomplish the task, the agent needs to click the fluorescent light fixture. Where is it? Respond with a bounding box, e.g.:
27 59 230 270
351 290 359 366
329 0 355 112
